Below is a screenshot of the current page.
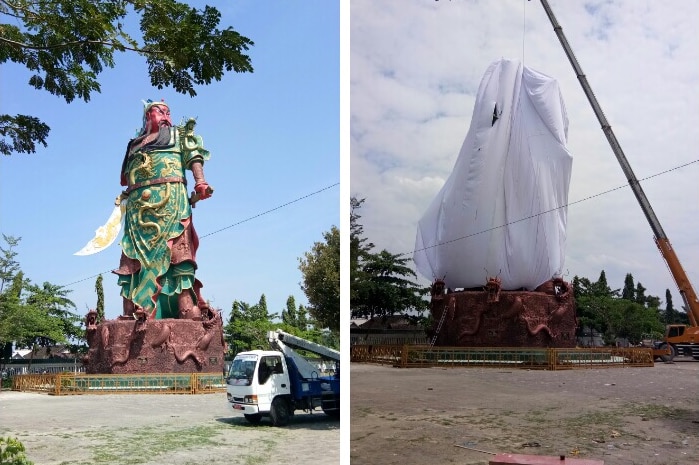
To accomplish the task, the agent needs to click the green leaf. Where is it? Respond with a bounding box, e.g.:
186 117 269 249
0 0 253 155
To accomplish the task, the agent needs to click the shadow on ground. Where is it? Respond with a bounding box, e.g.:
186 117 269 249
216 413 340 430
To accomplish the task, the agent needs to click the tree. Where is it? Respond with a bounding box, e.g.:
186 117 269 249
1 0 254 155
95 275 104 323
350 198 429 320
607 299 664 345
281 295 298 328
353 250 428 319
0 235 21 293
350 197 373 307
224 297 273 356
645 293 660 310
0 273 27 357
298 226 340 332
0 236 85 364
296 304 309 332
622 277 658 309
280 297 314 333
593 270 618 297
622 273 635 301
573 274 617 344
22 282 81 363
574 270 669 345
0 235 22 361
665 289 676 324
0 275 73 367
222 293 332 355
634 282 647 306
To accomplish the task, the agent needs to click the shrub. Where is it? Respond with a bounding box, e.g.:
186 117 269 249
0 437 34 465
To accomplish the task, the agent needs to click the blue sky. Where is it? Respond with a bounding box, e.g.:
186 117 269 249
351 0 699 305
0 1 340 323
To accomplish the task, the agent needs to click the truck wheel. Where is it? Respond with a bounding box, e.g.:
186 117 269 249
659 343 675 363
244 413 262 425
270 397 290 427
323 394 340 418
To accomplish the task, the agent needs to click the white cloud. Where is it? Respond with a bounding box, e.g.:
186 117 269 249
351 0 699 302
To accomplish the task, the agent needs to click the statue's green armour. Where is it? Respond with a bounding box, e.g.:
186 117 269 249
114 125 210 318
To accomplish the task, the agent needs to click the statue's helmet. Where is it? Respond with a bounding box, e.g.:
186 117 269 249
140 99 171 135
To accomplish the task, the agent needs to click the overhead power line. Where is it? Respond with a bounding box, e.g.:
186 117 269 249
406 158 699 258
200 183 338 239
62 182 339 288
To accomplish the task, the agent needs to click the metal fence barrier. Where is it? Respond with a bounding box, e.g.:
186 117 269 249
12 372 226 395
349 345 403 365
351 345 654 370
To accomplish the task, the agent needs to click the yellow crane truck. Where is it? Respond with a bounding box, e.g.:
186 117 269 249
541 0 699 362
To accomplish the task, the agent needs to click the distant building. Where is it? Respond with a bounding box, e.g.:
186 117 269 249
576 327 605 348
350 315 427 345
11 345 72 360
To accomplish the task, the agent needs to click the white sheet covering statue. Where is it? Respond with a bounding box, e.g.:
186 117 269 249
414 58 573 291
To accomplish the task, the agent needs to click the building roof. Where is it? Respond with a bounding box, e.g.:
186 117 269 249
12 345 72 359
350 318 368 328
358 315 422 331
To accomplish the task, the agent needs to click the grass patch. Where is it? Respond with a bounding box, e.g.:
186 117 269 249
555 402 693 437
45 423 234 465
489 401 697 447
241 454 267 465
89 425 226 464
627 403 690 420
522 407 558 424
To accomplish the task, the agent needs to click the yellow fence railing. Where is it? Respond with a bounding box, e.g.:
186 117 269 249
349 345 403 365
351 345 655 370
12 372 226 395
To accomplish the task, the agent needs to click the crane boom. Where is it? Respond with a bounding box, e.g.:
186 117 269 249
266 330 339 380
270 329 340 361
539 0 699 327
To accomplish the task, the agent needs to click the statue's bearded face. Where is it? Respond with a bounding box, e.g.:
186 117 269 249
145 104 172 134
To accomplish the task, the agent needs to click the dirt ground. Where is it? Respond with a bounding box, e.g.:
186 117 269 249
0 391 339 465
350 358 699 465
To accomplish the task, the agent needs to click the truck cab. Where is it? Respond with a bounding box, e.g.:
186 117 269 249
227 350 291 425
663 324 699 359
226 330 340 426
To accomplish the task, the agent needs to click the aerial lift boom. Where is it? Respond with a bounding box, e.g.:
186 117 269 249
268 329 340 379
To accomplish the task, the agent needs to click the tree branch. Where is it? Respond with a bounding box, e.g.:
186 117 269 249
0 36 162 54
0 0 41 22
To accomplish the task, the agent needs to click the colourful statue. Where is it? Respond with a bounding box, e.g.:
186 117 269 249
113 100 213 320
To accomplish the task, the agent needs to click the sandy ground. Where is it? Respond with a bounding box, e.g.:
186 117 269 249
350 358 699 465
0 391 339 465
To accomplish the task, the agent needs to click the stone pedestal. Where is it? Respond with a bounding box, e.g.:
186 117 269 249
84 314 225 374
429 278 577 348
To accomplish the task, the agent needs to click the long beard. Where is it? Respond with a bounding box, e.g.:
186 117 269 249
129 125 172 154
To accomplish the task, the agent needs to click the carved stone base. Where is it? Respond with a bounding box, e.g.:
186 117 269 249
429 278 577 348
84 317 226 374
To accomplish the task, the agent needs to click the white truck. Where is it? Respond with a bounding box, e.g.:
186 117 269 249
226 329 340 426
